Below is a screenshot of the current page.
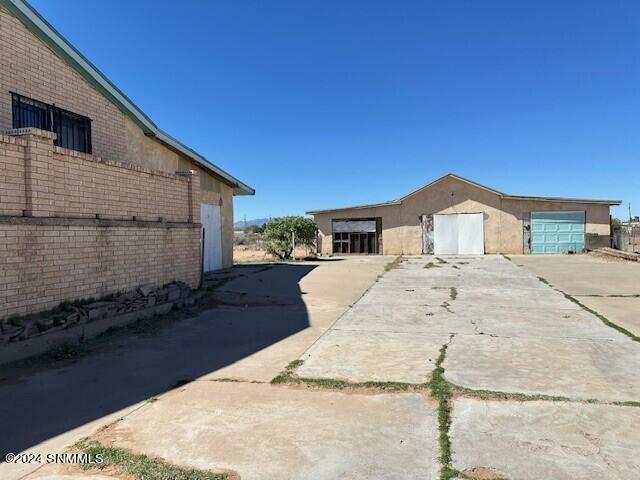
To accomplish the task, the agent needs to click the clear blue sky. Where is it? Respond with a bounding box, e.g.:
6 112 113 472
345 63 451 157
32 0 639 220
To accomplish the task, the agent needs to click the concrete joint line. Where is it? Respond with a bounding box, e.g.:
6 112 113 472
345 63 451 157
533 276 639 343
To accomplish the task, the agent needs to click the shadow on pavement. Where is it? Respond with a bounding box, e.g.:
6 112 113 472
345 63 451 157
0 263 315 457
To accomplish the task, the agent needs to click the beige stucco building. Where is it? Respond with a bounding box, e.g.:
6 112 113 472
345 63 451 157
309 174 620 256
0 0 253 319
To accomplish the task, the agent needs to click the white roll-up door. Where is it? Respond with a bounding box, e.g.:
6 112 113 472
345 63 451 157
434 213 484 255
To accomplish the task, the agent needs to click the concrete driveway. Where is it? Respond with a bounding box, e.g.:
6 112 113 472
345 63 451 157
513 254 640 337
5 254 640 480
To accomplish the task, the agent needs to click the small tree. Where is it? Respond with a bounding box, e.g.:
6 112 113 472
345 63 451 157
264 216 318 260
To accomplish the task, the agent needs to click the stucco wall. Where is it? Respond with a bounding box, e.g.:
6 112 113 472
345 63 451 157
314 176 613 255
315 204 403 256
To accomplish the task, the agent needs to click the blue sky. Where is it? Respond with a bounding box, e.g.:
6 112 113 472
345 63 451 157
32 0 639 220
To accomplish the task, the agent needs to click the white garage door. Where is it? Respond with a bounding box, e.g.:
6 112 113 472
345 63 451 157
201 204 223 272
434 213 484 255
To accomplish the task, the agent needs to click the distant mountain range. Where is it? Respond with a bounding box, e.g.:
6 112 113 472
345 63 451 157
234 217 270 229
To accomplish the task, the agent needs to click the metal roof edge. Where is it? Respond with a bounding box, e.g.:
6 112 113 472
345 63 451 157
501 195 622 206
306 200 401 215
2 0 254 196
155 130 255 196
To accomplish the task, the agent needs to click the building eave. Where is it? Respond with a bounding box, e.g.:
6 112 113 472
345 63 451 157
1 0 254 196
502 195 621 206
306 200 401 215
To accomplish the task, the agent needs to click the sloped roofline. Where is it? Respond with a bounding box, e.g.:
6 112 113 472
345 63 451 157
306 173 621 214
1 0 254 196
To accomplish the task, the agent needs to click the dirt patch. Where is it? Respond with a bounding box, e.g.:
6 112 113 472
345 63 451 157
461 466 509 479
234 245 311 263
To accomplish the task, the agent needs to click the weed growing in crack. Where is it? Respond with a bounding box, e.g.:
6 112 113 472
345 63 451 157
436 257 448 264
561 292 639 342
532 276 639 342
451 385 571 403
271 359 305 383
271 360 428 392
272 373 426 392
449 287 458 301
75 439 229 479
614 400 640 408
429 336 458 480
424 262 441 269
384 256 404 271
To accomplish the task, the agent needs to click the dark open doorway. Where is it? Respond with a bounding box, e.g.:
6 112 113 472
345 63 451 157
332 218 381 254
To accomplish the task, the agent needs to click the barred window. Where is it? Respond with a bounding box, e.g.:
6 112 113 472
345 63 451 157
11 94 50 131
11 93 92 154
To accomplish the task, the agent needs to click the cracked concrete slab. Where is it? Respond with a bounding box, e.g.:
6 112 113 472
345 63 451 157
334 303 476 335
513 254 640 296
452 304 627 339
454 286 582 309
297 329 447 383
0 257 391 480
25 464 123 480
97 382 440 480
574 296 640 338
445 334 640 402
450 398 640 480
358 286 452 306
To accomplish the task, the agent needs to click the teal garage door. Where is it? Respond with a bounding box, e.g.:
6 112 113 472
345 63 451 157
530 211 585 254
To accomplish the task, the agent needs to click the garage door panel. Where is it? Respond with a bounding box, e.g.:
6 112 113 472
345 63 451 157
530 211 585 254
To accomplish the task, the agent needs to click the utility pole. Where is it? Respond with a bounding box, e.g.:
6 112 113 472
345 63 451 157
630 203 635 252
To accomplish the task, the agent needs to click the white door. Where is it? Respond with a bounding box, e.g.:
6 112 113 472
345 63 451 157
201 204 223 271
434 213 484 255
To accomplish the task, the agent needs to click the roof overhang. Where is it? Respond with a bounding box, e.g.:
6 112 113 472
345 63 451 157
306 200 401 215
1 0 254 196
502 195 621 205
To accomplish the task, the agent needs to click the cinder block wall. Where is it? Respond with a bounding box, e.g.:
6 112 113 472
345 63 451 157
0 129 202 320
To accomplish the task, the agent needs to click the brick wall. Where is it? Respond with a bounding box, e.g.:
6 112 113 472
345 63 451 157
0 219 201 318
1 128 200 222
0 129 202 319
0 133 25 216
0 4 127 162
